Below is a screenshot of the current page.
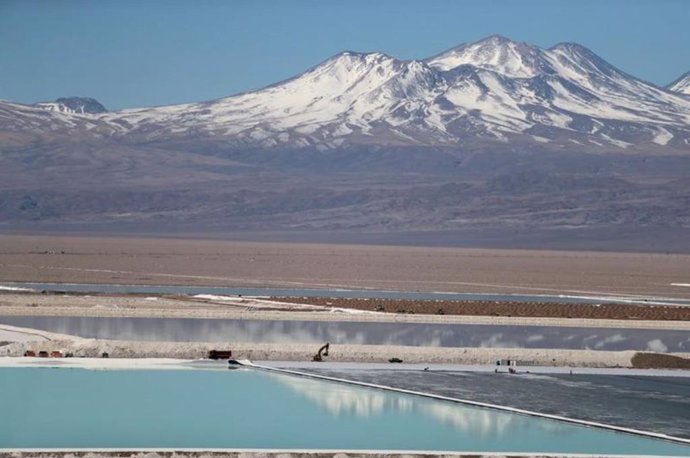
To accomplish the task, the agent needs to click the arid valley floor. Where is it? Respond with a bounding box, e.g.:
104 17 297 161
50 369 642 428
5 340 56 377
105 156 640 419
1 234 689 297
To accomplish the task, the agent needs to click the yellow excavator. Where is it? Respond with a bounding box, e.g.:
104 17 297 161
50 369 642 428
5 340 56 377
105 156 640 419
312 342 330 362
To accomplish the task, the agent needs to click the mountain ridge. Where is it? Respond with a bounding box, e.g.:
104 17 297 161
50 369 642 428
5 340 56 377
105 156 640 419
3 35 690 153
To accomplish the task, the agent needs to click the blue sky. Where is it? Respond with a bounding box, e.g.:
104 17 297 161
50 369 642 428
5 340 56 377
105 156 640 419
1 0 688 110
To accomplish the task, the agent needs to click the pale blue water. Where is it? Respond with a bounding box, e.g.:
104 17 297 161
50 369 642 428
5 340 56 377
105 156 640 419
3 315 689 351
1 368 689 454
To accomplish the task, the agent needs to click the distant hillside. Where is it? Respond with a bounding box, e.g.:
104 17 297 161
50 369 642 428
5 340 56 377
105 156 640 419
1 36 689 251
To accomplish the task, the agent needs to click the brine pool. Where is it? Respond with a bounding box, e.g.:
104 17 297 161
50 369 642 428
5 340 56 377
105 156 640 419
3 315 689 351
1 366 689 455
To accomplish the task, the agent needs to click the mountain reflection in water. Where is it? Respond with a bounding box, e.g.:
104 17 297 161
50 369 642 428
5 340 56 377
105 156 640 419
268 371 565 438
1 315 689 351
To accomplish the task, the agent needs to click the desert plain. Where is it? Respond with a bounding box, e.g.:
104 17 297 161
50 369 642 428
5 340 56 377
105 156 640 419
1 233 689 298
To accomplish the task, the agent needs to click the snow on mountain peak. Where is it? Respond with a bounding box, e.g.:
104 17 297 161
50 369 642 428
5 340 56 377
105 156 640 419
547 42 626 82
668 71 690 96
93 35 690 149
35 97 107 115
426 35 547 78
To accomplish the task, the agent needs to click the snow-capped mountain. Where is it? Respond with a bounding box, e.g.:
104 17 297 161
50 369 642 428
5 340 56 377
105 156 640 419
2 36 689 245
668 71 690 96
35 97 107 114
0 99 109 143
2 36 690 152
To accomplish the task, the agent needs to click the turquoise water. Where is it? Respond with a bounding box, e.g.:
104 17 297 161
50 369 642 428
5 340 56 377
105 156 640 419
1 368 689 455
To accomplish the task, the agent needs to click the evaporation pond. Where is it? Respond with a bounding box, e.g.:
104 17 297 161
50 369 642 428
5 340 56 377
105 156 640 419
1 367 689 454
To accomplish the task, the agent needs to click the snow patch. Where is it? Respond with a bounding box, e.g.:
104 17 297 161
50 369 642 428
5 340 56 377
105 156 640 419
652 126 673 145
193 294 239 301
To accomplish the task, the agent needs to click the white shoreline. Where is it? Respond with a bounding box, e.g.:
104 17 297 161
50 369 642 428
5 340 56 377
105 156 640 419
0 324 85 343
0 356 212 370
1 356 690 377
3 449 687 457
